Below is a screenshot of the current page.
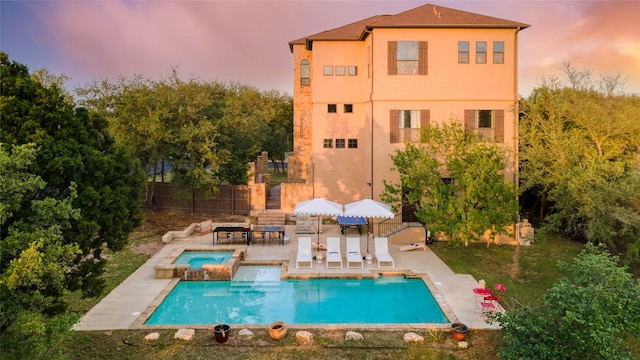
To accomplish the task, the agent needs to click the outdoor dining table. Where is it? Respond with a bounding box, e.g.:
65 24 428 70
338 216 367 235
252 225 286 245
213 226 252 245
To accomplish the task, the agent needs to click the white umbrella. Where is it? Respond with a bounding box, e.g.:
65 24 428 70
343 199 395 253
293 198 344 254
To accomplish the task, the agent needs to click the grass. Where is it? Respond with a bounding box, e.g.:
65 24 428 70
429 234 585 309
62 213 590 359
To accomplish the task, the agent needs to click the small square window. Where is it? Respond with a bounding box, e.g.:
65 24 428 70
323 66 333 76
328 104 337 113
335 66 346 76
323 139 333 148
348 139 358 148
344 104 353 113
348 66 357 76
335 139 345 148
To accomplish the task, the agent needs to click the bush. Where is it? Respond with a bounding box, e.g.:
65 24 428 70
492 243 640 359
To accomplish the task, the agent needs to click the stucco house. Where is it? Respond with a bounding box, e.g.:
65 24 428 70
287 3 529 216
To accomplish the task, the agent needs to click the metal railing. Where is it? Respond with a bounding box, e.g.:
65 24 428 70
377 212 424 238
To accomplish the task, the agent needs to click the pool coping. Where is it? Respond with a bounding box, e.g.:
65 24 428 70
132 260 458 330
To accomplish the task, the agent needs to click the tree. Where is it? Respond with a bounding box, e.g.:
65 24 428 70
492 243 640 359
519 65 640 271
0 144 82 359
1 52 146 298
382 121 519 246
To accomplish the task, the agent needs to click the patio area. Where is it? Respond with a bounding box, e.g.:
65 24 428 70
73 222 499 331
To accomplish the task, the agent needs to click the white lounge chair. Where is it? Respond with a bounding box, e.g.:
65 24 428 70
296 237 313 269
374 237 395 268
326 237 343 269
346 237 364 269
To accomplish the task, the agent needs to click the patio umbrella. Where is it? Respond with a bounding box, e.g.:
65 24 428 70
343 199 395 253
293 197 344 254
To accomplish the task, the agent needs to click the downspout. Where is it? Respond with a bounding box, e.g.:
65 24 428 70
514 27 520 192
367 28 374 200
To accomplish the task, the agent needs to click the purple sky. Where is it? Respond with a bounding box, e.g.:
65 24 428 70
2 1 639 96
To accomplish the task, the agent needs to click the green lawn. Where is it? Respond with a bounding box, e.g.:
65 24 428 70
63 222 589 359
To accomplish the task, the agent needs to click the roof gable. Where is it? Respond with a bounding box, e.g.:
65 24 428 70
289 3 530 52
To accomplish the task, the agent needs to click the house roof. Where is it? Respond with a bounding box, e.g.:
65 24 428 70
289 3 530 52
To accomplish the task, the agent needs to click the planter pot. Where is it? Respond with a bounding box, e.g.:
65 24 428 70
213 324 230 343
268 321 288 340
364 253 373 265
451 322 469 341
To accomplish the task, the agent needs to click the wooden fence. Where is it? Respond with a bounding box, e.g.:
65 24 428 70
141 182 250 216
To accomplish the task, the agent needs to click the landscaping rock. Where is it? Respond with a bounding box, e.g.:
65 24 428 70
238 328 254 340
144 332 160 341
458 340 469 349
295 330 314 344
403 332 425 343
345 331 364 341
174 328 195 341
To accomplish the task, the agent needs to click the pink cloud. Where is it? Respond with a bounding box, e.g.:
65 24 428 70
29 1 640 96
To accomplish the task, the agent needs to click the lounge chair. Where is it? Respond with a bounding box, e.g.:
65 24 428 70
326 237 343 269
346 237 364 269
374 237 395 268
296 237 313 269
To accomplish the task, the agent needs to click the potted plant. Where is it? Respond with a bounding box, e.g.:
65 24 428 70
451 322 469 341
212 323 231 343
268 321 288 340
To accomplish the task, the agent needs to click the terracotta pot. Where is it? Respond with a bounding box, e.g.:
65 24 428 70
268 321 288 340
451 322 469 341
213 324 230 343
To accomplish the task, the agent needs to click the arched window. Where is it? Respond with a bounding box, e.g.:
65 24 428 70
300 59 310 86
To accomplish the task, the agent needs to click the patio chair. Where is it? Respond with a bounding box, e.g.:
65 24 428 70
346 237 364 269
296 237 313 269
326 237 343 269
374 237 395 268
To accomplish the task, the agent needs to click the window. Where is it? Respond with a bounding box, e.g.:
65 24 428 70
335 139 345 148
323 139 333 148
464 109 505 141
348 66 357 76
397 41 419 74
335 66 345 76
476 41 487 64
300 60 310 86
389 109 430 143
328 104 337 113
388 41 428 75
344 104 353 113
458 41 469 64
323 66 333 76
348 139 358 148
493 41 504 64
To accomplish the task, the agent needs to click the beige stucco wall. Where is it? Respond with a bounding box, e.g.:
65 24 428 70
292 26 520 205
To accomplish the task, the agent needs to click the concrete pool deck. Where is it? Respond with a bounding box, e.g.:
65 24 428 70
73 223 500 331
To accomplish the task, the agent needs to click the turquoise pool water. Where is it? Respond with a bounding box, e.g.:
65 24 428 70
145 266 448 325
172 251 234 268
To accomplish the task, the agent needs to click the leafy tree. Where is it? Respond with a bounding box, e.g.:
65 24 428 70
77 73 293 191
261 90 294 173
519 65 640 271
492 243 640 359
1 52 146 298
382 121 519 245
0 144 82 359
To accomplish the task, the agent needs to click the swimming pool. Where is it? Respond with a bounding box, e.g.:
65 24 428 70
172 251 234 268
145 266 448 325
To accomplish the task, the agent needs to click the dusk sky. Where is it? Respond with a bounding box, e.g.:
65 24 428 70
2 0 639 97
